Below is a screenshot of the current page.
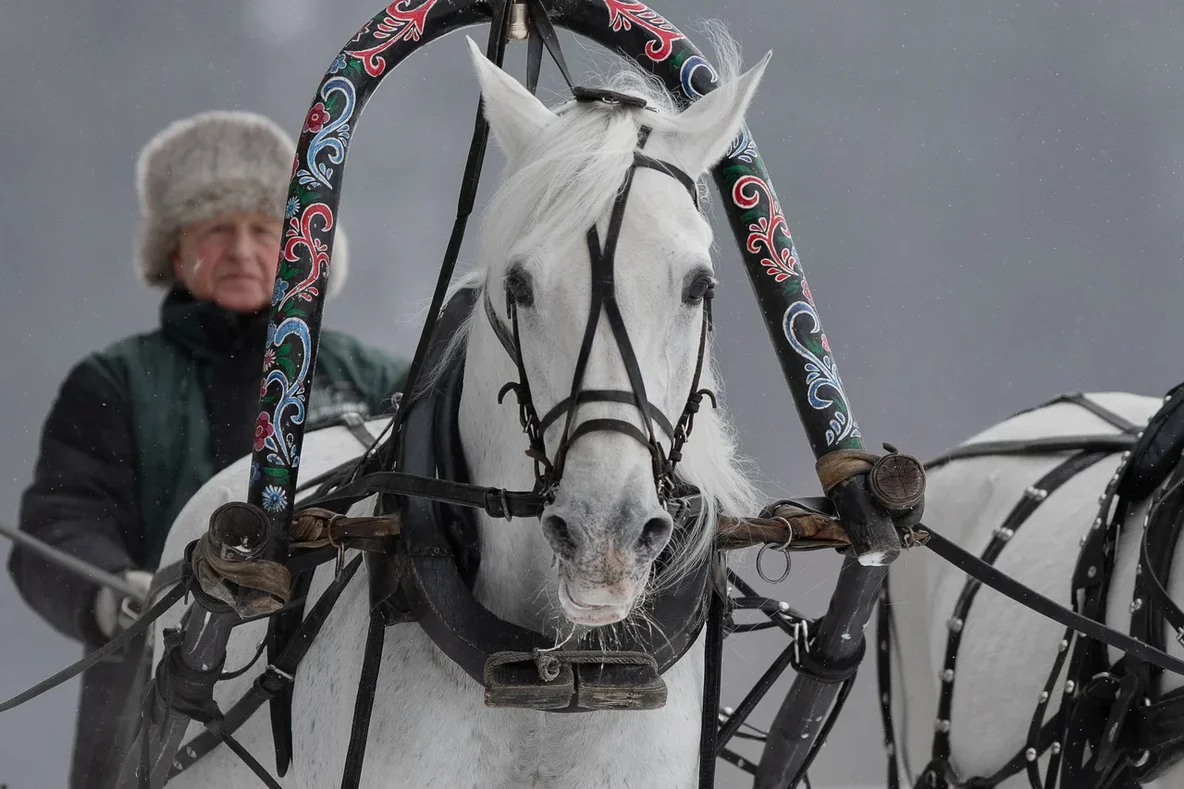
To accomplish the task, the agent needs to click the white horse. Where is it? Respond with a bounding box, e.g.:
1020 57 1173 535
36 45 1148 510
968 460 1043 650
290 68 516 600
145 36 771 788
886 391 1183 789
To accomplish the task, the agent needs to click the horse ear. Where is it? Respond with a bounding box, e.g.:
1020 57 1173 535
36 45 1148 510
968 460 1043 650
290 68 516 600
671 51 772 175
465 37 557 161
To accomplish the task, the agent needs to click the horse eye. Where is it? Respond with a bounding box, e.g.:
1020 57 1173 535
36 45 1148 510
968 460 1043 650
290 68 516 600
683 273 716 305
505 266 534 307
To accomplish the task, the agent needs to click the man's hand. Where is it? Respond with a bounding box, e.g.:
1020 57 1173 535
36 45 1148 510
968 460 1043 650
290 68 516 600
93 570 153 640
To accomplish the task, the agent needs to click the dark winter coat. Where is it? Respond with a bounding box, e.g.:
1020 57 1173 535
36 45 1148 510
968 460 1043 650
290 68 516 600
7 287 408 788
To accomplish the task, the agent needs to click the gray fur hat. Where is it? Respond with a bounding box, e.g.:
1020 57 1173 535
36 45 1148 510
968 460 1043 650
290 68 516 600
135 109 349 297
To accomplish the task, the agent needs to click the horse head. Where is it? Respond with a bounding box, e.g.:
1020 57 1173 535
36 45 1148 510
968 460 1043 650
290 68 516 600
465 37 769 627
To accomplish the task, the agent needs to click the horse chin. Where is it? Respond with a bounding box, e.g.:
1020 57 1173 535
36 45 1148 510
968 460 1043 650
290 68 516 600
556 580 633 626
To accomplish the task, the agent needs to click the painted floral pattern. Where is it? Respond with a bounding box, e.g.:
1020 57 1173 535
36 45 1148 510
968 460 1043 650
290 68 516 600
250 0 865 526
254 413 275 452
304 102 331 133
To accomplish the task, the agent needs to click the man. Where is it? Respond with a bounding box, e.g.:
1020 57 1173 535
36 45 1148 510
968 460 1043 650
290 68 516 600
7 110 409 788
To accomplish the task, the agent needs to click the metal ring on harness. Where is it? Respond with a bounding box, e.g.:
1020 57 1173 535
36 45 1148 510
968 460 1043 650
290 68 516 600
756 517 794 584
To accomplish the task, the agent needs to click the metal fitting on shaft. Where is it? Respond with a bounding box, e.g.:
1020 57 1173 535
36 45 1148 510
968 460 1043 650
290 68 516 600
508 1 529 40
207 501 270 562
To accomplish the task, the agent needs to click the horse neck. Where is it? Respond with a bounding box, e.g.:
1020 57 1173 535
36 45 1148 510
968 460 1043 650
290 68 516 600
457 316 558 632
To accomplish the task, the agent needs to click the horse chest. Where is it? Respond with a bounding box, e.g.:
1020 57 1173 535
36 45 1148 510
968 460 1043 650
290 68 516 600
352 627 705 789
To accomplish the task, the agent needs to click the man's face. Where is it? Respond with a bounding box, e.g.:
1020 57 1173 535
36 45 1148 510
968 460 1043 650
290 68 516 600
172 210 283 313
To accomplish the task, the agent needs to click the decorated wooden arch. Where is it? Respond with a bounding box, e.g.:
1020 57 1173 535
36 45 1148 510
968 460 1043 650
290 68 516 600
250 0 869 544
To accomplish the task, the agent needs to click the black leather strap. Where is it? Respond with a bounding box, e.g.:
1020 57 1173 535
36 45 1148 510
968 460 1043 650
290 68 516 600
537 389 676 438
305 469 548 520
924 435 1136 471
697 591 725 788
0 580 189 713
166 556 363 780
339 611 387 789
921 526 1184 679
634 151 700 208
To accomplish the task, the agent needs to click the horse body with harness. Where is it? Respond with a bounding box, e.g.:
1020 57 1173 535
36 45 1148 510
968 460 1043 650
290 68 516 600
880 388 1184 789
4 3 1184 788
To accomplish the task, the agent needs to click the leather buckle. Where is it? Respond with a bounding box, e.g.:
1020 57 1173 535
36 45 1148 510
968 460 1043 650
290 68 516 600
1090 672 1141 776
483 488 512 520
254 664 295 699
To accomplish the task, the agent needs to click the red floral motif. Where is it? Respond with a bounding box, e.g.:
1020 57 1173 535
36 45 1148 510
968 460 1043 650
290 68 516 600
260 380 269 399
305 102 330 133
345 0 438 77
279 203 335 307
604 0 684 62
254 412 275 452
263 348 276 369
731 175 799 283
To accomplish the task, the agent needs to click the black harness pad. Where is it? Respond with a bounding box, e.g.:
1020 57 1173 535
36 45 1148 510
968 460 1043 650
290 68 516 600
367 288 483 621
1118 380 1184 502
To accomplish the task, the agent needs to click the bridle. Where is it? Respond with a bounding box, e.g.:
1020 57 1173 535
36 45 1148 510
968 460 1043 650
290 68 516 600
482 89 716 509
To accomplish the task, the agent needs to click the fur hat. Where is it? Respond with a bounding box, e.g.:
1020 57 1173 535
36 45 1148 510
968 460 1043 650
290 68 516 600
134 109 349 297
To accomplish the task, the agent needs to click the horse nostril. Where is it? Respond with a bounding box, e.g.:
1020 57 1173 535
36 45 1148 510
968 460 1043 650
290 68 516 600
542 514 578 561
638 515 673 554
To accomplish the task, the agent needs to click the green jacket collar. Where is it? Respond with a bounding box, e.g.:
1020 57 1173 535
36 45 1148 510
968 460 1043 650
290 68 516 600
159 287 269 362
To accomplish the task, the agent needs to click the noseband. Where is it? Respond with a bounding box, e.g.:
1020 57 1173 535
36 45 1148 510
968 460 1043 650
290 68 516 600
483 92 715 506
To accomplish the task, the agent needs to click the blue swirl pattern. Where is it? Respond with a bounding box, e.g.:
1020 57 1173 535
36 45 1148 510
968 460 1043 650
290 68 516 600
296 76 356 190
782 301 860 446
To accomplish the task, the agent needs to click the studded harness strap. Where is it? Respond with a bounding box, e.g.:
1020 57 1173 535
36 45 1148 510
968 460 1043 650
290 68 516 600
880 389 1184 789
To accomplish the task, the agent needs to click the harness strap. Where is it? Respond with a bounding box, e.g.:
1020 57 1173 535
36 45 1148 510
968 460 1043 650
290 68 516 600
372 0 515 474
1137 468 1184 652
924 435 1135 471
537 389 676 438
340 610 386 789
166 555 364 781
1057 391 1143 435
304 469 548 520
265 568 313 774
0 580 189 713
697 590 726 788
634 151 700 207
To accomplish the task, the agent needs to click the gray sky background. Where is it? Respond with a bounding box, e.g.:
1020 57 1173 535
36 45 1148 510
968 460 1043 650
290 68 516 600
2 2 1182 787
